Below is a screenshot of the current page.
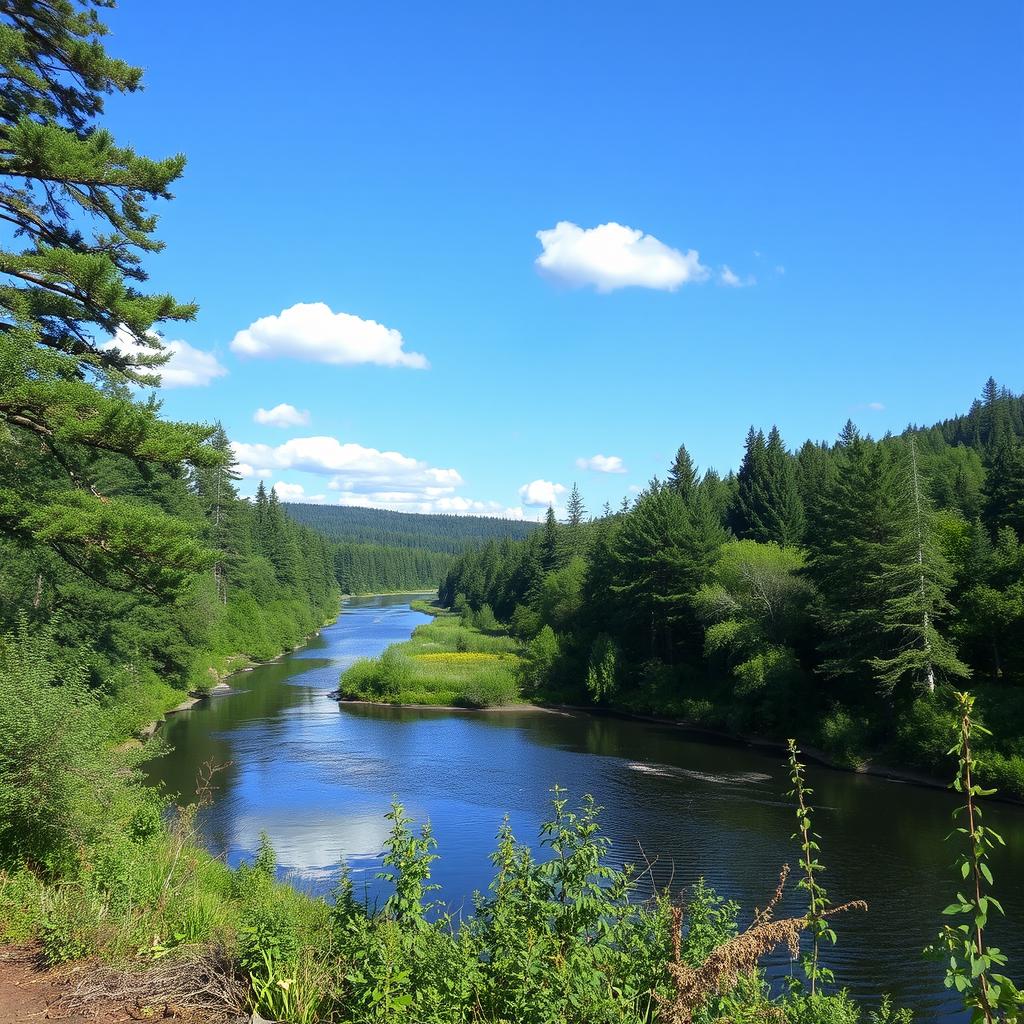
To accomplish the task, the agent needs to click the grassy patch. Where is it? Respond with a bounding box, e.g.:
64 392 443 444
337 613 522 708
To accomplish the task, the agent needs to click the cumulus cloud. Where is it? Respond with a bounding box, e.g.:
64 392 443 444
231 436 461 495
254 403 311 428
230 302 428 368
535 221 710 292
272 481 327 502
576 454 626 474
102 327 228 388
233 434 530 519
518 479 566 508
332 491 524 518
719 265 755 288
235 463 275 480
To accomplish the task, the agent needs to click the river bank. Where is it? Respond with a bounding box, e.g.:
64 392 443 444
141 596 1024 1018
334 600 1024 803
132 618 337 743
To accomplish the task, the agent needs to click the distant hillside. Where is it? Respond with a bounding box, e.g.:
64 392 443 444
281 503 537 555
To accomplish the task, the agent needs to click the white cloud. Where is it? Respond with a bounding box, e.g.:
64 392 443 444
719 266 756 288
576 454 626 474
230 302 428 369
231 436 461 494
235 463 274 480
254 403 311 428
102 327 228 388
272 482 327 503
535 221 710 292
273 481 305 500
332 491 524 518
234 434 531 520
518 479 566 508
867 401 885 411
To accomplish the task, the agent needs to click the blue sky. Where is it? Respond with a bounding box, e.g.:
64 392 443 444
101 1 1022 519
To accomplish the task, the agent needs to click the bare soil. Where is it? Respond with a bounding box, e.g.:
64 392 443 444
0 947 219 1023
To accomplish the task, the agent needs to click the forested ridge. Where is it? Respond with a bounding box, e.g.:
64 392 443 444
283 501 535 594
440 379 1024 795
283 502 536 552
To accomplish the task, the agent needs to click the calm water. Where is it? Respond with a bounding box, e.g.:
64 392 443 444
147 595 1024 1020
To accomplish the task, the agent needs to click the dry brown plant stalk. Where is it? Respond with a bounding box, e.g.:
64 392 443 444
58 945 248 1023
654 866 866 1024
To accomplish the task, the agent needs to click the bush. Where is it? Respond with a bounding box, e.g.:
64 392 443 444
0 618 109 873
337 617 522 707
818 708 872 769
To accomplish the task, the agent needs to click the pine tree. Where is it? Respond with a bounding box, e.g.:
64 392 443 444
192 423 245 602
611 483 725 660
668 444 699 502
983 440 1024 540
760 427 806 547
540 505 563 572
0 0 217 594
805 433 901 683
563 483 587 560
730 426 805 546
869 439 970 694
565 483 586 528
729 428 768 538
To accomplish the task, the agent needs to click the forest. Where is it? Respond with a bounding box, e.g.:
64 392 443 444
283 502 536 595
283 502 536 551
438 380 1024 795
0 3 1021 1023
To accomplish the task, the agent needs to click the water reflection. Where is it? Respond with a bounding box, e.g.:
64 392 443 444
145 596 1024 1022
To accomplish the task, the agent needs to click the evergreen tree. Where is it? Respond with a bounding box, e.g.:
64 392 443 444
729 428 768 538
869 439 970 694
540 505 563 572
668 444 699 502
192 423 245 602
563 483 587 560
610 483 725 660
0 0 217 594
983 440 1024 540
565 483 586 528
805 433 901 684
730 426 805 546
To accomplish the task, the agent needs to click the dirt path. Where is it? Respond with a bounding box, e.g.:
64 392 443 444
0 951 118 1022
0 947 204 1023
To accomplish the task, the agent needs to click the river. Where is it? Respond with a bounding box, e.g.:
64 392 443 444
145 594 1024 1021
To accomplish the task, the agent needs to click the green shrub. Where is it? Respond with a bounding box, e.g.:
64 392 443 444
0 618 109 873
818 708 872 769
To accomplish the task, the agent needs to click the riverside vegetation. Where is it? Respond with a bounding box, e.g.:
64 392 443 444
437 383 1024 797
3 617 1022 1022
1 2 1023 1022
337 604 522 707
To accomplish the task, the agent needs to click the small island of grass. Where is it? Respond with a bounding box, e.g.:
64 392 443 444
337 607 524 708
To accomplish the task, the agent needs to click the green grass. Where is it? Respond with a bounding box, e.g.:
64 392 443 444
338 612 523 708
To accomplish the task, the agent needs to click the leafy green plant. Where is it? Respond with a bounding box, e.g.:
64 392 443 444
787 739 835 994
378 800 440 928
925 691 1022 1022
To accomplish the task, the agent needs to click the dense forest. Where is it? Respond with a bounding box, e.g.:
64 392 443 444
283 502 536 552
439 380 1024 793
283 501 535 594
